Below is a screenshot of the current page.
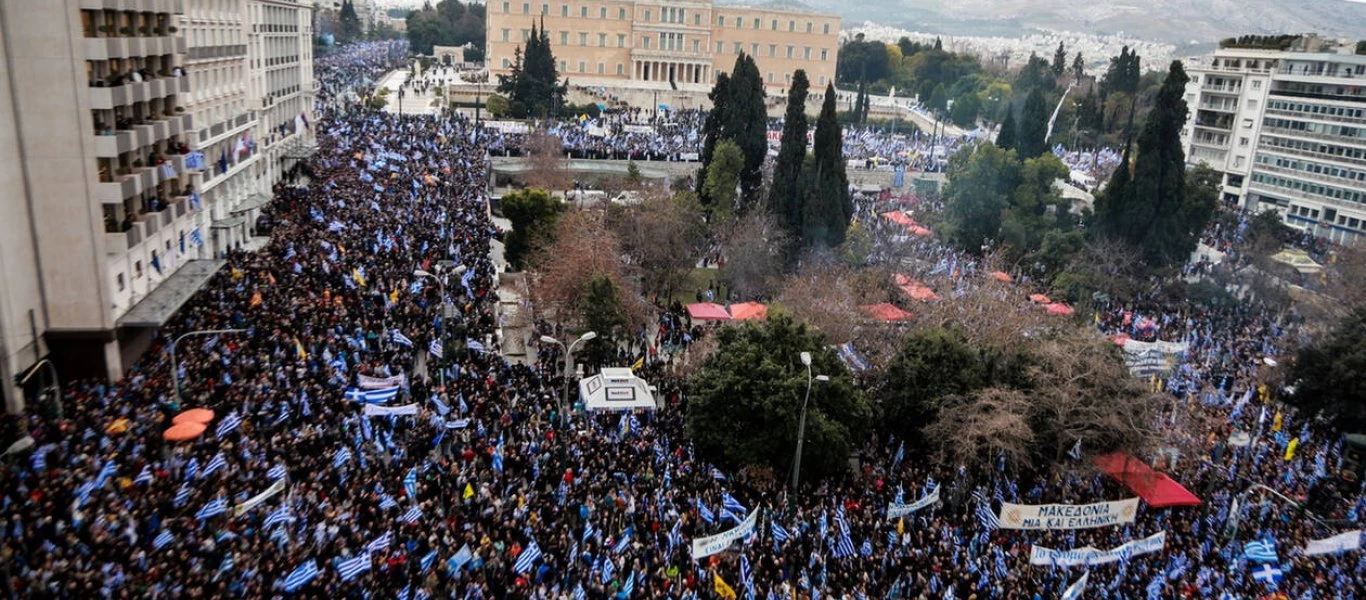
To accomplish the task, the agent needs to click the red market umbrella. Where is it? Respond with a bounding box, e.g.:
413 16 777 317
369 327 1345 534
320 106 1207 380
172 408 215 425
728 302 768 321
1045 303 1074 316
1029 293 1052 304
163 422 207 442
990 271 1012 283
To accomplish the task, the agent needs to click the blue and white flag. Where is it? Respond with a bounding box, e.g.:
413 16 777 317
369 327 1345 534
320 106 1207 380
404 468 418 498
379 494 399 510
282 560 319 593
613 526 633 554
492 436 505 473
264 506 294 529
152 529 174 550
184 457 200 481
94 459 117 488
696 500 715 524
402 505 423 524
722 492 747 515
1062 571 1088 600
771 519 790 543
268 464 287 480
428 340 443 359
583 522 597 544
432 396 450 416
466 338 486 353
421 550 438 572
622 571 636 597
334 446 353 468
195 497 229 521
175 482 192 507
514 540 542 574
216 412 243 437
1244 539 1279 563
366 531 393 554
135 465 155 486
336 553 372 582
344 387 400 404
202 452 228 478
389 330 414 347
1251 564 1284 586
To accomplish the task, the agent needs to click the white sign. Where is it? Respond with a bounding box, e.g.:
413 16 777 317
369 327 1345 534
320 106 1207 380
1030 531 1167 566
886 485 940 519
623 124 653 134
358 373 406 389
998 498 1140 530
1303 531 1363 556
364 403 419 417
233 479 286 517
691 508 759 559
483 120 530 134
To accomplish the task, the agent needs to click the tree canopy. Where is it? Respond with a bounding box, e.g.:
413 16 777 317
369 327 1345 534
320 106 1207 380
801 85 852 249
941 143 1072 259
768 70 811 246
687 315 870 483
495 19 566 118
1289 307 1366 433
405 0 485 55
501 188 564 270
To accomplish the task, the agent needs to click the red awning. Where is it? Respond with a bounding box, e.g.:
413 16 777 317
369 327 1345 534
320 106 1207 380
728 302 768 321
860 303 915 322
686 302 732 321
990 271 1013 283
1093 453 1202 507
894 274 941 302
881 211 914 227
1044 302 1074 316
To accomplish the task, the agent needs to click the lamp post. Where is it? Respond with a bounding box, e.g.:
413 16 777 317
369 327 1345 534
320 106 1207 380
415 264 466 386
539 332 597 427
168 328 247 403
15 359 62 420
790 351 829 500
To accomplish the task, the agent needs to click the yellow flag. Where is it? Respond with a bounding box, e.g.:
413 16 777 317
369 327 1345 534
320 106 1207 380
294 336 308 360
1285 437 1299 461
463 483 474 500
631 356 644 371
249 291 263 308
1272 411 1283 432
714 574 737 600
352 268 367 288
1258 384 1268 403
389 288 400 304
896 518 904 536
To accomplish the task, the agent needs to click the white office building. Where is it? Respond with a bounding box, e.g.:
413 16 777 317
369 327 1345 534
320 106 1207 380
1182 36 1366 244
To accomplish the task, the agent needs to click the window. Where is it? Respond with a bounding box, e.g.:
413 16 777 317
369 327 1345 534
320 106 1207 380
599 33 606 47
580 6 587 17
1239 137 1249 147
1251 80 1262 90
717 41 724 54
541 4 547 15
645 9 651 21
823 23 830 34
803 47 811 60
522 29 530 41
617 34 626 48
619 8 626 19
598 63 605 74
559 31 567 45
751 43 759 55
806 22 812 33
501 28 510 42
560 4 567 16
820 49 828 61
771 19 778 30
135 261 143 279
734 42 742 54
600 7 607 19
695 14 701 25
753 18 760 28
617 63 624 75
578 61 585 73
579 32 587 45
788 21 795 32
643 36 651 49
502 2 509 13
560 60 567 71
819 75 826 85
718 15 725 26
766 72 773 83
1243 118 1253 128
116 273 125 292
502 58 511 68
522 3 529 14
786 46 793 58
692 39 700 52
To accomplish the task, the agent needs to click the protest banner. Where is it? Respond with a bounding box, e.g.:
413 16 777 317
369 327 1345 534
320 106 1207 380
1029 531 1166 566
998 498 1140 530
692 509 759 559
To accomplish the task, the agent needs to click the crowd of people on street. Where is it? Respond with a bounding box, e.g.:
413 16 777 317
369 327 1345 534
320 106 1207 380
2 40 1364 599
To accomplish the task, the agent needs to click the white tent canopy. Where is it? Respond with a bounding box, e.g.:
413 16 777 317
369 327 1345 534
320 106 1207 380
579 368 657 412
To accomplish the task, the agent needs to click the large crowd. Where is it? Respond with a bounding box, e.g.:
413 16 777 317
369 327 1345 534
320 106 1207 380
2 41 1363 600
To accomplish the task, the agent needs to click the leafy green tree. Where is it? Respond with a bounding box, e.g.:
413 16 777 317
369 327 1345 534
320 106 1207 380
803 85 852 248
768 70 811 242
999 153 1071 254
495 19 566 118
996 107 1017 151
1094 61 1214 267
721 54 768 207
501 188 564 270
687 315 870 483
978 81 1013 122
882 328 988 441
1288 307 1366 433
1052 42 1067 76
407 1 486 57
1101 46 1141 95
949 91 980 127
696 73 730 204
1016 88 1050 159
578 275 630 367
1017 53 1057 93
339 0 362 43
703 140 744 220
1246 208 1293 257
927 83 949 116
836 35 890 84
1072 52 1085 83
943 143 1017 251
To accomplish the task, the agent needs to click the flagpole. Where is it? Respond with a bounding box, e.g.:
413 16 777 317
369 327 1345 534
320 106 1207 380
167 328 247 403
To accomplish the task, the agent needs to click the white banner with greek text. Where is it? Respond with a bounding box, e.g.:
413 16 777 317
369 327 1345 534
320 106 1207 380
1029 531 1166 566
691 509 759 559
1303 531 1362 556
886 485 940 519
363 403 419 417
233 479 286 517
998 498 1140 530
358 373 407 389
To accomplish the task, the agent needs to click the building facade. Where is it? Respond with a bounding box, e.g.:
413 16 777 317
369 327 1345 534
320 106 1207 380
0 0 313 413
485 0 840 92
1181 37 1366 244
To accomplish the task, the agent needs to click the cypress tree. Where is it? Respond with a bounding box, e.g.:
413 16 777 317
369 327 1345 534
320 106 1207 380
855 79 868 124
696 73 731 205
722 54 768 208
1095 61 1210 267
768 70 810 240
1052 42 1067 76
804 84 851 248
996 107 1017 151
1015 88 1049 159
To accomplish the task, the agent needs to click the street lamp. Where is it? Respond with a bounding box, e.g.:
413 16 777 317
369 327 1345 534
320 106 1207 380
540 331 597 426
791 351 829 498
168 328 247 403
415 265 467 385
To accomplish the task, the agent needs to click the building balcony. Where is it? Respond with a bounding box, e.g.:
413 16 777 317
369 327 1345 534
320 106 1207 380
88 76 188 110
78 0 183 13
1201 84 1243 95
93 129 136 157
84 35 184 61
187 44 248 61
630 48 710 62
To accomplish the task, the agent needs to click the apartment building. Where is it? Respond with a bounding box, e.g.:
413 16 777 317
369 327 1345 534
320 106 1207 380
485 0 841 92
0 0 313 413
1182 36 1366 244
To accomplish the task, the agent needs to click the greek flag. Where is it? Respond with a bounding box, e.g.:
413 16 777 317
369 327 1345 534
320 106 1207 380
696 500 715 524
268 464 287 480
1244 539 1279 563
174 483 192 507
861 539 873 556
833 531 856 559
220 554 234 573
95 460 117 488
602 557 616 583
583 522 597 544
334 446 353 468
134 465 154 486
432 396 450 416
366 531 393 554
722 492 747 515
202 452 228 478
720 507 742 525
282 560 319 593
711 467 727 480
389 330 414 347
336 553 372 582
195 497 229 521
402 505 423 524
344 387 400 404
976 502 1000 530
421 550 437 572
574 584 587 600
613 526 633 554
466 338 486 353
492 437 505 473
184 457 200 481
404 468 418 498
622 572 635 597
771 520 791 543
428 340 443 359
514 540 542 574
264 506 294 529
152 529 174 550
1060 572 1090 600
215 412 243 437
188 227 203 246
379 494 399 510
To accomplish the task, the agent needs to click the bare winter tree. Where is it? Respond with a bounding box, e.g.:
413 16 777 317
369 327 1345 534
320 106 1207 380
1063 236 1149 304
607 193 707 297
777 259 903 356
528 208 651 332
718 210 789 301
523 130 572 193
